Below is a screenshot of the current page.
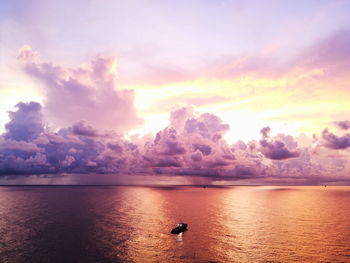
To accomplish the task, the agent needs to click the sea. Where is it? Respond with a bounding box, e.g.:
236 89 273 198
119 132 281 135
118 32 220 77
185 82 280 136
0 185 349 263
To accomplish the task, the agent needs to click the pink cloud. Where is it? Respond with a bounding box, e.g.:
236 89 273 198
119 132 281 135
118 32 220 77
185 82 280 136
19 46 142 132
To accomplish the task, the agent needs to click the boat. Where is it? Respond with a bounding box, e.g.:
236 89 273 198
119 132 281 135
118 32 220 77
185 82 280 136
171 222 188 234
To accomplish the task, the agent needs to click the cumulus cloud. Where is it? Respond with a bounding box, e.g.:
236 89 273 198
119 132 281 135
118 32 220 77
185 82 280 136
1 100 350 184
170 106 195 132
322 128 350 150
0 103 245 179
259 139 300 160
259 127 300 160
183 113 230 141
141 107 262 179
19 45 142 132
0 139 43 153
4 102 44 141
71 121 100 137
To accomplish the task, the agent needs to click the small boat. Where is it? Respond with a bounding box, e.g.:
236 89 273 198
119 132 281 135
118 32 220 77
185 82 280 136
171 222 188 234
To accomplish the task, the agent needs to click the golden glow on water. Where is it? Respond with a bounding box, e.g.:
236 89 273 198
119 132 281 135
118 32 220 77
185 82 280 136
0 186 349 262
218 186 350 262
121 186 350 263
120 187 170 261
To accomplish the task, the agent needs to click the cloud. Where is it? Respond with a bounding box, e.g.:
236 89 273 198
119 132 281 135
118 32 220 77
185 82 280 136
208 29 350 81
259 127 300 160
141 108 261 179
17 45 39 61
294 30 350 73
183 113 230 140
260 126 271 138
71 121 100 137
153 127 186 156
0 100 350 185
170 106 195 132
322 128 350 150
19 46 142 132
4 102 44 142
334 121 350 130
0 103 240 179
0 139 43 153
259 139 300 160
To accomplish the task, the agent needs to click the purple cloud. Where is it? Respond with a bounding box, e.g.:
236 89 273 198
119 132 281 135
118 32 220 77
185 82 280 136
260 139 300 160
153 127 186 155
193 144 212 156
1 100 350 185
334 121 350 130
260 126 271 138
184 113 230 140
0 139 43 153
71 121 99 137
259 127 300 160
322 128 350 150
4 102 44 142
0 102 140 175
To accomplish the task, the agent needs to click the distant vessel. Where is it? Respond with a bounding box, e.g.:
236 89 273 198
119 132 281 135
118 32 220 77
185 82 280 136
171 222 188 234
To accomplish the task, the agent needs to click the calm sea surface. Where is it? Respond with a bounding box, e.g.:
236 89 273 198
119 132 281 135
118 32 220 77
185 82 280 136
0 185 349 263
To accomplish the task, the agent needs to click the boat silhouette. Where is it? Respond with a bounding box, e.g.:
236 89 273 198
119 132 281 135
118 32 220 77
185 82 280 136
171 222 188 234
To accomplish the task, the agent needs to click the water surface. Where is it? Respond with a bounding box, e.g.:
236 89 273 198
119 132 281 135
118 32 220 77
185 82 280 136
0 185 349 262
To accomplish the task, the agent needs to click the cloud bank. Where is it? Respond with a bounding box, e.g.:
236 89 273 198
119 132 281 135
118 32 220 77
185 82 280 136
1 101 350 185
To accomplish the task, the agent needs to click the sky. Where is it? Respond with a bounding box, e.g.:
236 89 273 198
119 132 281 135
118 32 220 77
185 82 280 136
0 0 350 185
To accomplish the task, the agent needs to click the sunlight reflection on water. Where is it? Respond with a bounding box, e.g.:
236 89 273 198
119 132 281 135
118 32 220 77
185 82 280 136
0 186 349 262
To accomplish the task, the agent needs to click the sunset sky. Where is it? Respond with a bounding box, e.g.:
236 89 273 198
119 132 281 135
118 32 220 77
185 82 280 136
1 0 350 184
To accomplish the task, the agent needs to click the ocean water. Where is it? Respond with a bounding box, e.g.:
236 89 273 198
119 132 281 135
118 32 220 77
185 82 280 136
0 185 349 263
